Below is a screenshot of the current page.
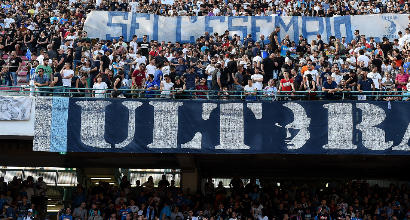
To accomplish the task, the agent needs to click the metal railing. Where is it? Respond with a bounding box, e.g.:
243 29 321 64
0 85 409 100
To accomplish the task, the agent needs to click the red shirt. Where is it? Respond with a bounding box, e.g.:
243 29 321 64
132 70 146 87
149 50 159 57
395 73 409 89
280 78 294 91
195 84 208 99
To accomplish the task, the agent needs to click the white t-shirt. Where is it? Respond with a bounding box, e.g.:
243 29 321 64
331 73 343 85
135 56 147 68
62 69 74 87
367 72 382 89
161 81 174 95
129 2 139 12
130 41 138 53
162 66 170 76
146 64 156 78
205 65 216 81
252 56 263 64
347 56 357 69
357 55 370 67
251 74 263 90
36 55 45 65
304 69 319 82
244 84 256 93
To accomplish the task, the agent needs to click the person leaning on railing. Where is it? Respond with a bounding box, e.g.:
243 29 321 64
357 71 375 101
34 68 50 96
160 75 174 98
92 75 108 98
74 74 89 97
279 71 295 100
131 63 146 98
322 76 340 100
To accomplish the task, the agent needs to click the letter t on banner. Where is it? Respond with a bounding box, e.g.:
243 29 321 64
215 103 250 150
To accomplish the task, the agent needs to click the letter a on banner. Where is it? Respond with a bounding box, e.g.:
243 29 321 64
392 123 410 151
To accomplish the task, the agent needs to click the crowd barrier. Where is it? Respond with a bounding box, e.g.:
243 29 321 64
0 86 409 100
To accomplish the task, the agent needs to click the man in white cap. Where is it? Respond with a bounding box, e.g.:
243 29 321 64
23 209 34 220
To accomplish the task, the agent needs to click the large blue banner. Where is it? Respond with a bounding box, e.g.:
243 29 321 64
32 98 410 155
84 12 409 43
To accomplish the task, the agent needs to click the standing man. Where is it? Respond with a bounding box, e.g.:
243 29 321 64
7 51 22 86
358 71 375 100
61 62 74 95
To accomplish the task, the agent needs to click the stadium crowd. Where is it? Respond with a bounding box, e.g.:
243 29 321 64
0 0 410 100
0 175 409 220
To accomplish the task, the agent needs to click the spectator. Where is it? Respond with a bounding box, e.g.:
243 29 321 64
74 75 89 97
7 51 22 86
112 70 126 98
358 71 375 100
16 196 30 220
395 67 410 91
88 209 102 220
263 79 278 100
195 77 208 99
322 76 340 100
34 68 50 96
279 71 295 98
92 75 108 98
160 75 174 98
244 79 257 101
59 208 73 220
73 202 87 220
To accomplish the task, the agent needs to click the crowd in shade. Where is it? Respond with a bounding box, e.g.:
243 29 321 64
0 176 47 220
0 0 410 100
1 175 410 220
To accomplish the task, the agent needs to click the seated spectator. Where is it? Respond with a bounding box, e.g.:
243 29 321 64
322 76 340 100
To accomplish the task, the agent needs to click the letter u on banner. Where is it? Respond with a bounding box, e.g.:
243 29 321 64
76 100 142 148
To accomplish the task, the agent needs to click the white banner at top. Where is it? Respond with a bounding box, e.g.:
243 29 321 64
84 12 409 43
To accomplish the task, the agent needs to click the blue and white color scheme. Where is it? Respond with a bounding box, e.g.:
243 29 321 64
33 98 410 155
84 12 409 43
